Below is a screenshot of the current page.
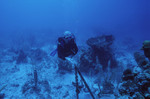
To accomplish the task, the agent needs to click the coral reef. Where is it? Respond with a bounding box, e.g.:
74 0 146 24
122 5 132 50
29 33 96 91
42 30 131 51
16 50 27 64
79 48 96 73
0 35 142 99
22 80 51 98
119 52 150 99
141 40 150 61
57 59 74 73
15 48 48 64
101 78 114 94
118 69 138 96
28 48 47 63
134 52 148 67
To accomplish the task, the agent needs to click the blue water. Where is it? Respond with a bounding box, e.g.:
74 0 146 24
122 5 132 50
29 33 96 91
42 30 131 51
0 0 149 48
0 0 150 98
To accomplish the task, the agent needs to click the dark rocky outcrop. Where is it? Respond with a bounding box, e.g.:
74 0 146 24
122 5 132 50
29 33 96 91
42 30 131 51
79 35 118 73
119 52 150 99
122 69 135 81
102 79 114 94
119 69 138 96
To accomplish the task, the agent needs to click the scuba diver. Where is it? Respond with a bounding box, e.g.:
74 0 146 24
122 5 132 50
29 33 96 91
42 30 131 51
141 40 150 61
50 31 78 60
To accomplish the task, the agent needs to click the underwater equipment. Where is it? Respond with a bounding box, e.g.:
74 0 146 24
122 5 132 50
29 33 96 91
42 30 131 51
0 85 7 93
75 66 95 99
65 58 95 99
75 66 79 99
50 48 57 56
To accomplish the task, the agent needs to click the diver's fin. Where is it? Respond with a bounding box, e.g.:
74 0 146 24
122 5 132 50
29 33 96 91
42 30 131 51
50 48 57 56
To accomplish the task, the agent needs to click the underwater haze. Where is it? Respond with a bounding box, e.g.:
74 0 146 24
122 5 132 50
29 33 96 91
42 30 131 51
0 0 150 48
0 0 150 99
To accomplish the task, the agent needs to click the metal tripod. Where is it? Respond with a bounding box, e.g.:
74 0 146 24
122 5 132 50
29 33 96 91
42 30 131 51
75 66 95 99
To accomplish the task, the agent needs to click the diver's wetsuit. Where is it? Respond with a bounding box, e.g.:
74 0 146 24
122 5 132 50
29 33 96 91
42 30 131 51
57 37 78 60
